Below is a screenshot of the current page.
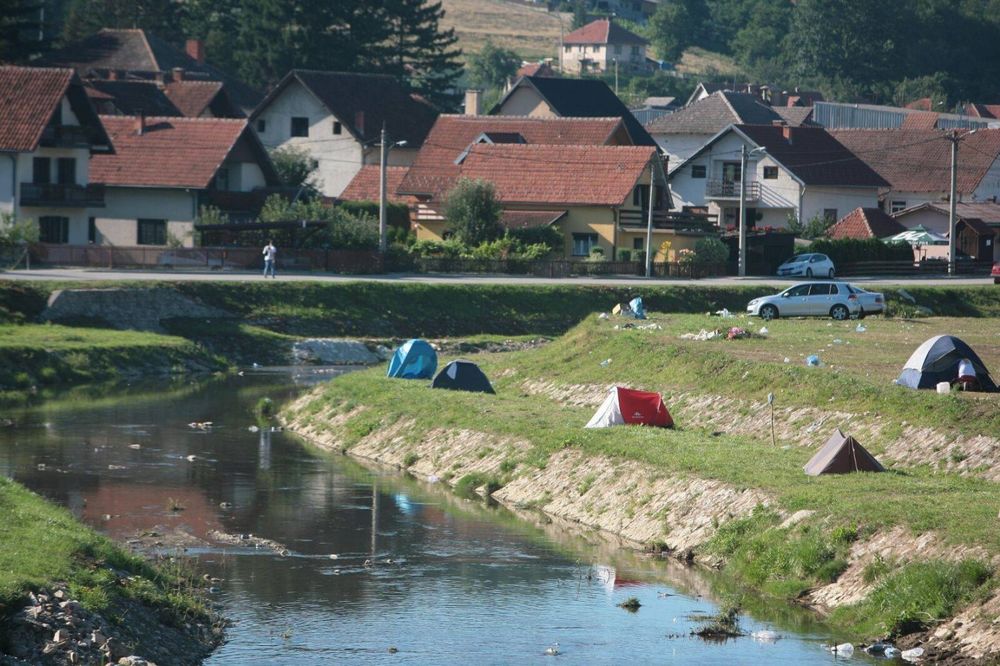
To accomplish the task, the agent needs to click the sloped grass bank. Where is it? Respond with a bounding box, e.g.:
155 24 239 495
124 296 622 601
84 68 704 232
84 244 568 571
0 478 219 662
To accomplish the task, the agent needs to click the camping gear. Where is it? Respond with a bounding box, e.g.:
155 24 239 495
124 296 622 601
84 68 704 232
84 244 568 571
431 360 495 394
629 297 646 319
804 429 884 475
387 339 437 379
936 382 950 394
585 387 673 428
896 335 997 391
612 303 625 316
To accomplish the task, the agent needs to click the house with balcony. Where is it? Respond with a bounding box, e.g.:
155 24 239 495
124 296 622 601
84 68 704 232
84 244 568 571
829 129 1000 213
397 115 712 260
87 115 279 247
560 19 648 75
0 66 113 245
250 70 438 198
668 124 887 230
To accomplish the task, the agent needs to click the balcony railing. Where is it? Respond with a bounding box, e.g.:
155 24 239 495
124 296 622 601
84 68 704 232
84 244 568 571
706 179 761 201
20 182 105 208
38 125 92 148
618 209 718 232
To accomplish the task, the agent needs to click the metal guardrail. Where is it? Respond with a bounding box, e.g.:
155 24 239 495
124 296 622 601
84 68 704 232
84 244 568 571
706 180 761 201
20 183 105 208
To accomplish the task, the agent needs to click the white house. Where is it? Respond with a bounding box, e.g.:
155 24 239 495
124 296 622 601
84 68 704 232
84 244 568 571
87 115 279 247
250 70 438 197
830 129 1000 213
668 124 888 230
0 66 113 244
560 19 648 75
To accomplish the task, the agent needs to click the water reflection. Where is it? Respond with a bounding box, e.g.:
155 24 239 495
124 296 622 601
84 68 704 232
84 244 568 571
0 372 872 665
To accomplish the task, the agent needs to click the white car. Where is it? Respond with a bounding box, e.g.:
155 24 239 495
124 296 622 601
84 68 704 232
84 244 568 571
777 253 836 278
846 285 885 316
747 282 861 320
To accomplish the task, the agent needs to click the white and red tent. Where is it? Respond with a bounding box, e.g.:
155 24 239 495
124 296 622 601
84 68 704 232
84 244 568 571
585 387 673 429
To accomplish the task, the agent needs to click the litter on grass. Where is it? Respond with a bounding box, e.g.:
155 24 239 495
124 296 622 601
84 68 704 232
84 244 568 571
727 327 750 340
855 323 867 332
715 308 734 318
680 329 719 341
758 326 769 336
806 355 823 367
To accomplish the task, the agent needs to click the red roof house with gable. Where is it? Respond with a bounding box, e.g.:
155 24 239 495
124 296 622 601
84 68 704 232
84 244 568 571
561 19 649 75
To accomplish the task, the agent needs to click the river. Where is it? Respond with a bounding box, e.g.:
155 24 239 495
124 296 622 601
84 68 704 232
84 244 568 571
0 370 875 664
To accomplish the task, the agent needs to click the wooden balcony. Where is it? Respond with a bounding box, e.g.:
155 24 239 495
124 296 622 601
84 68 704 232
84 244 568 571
38 125 92 149
618 209 718 233
20 182 104 208
706 179 761 201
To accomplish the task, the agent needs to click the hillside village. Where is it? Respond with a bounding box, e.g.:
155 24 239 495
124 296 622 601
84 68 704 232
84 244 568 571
1 14 999 273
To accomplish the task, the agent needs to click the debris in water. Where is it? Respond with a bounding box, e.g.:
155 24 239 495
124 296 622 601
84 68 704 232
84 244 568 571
388 646 398 654
219 502 233 509
901 647 924 661
329 554 339 560
830 643 854 657
128 444 141 450
248 425 259 433
617 597 641 612
185 455 197 462
544 643 560 656
751 630 780 642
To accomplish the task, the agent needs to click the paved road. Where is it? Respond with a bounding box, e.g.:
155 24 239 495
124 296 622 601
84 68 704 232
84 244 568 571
0 267 995 288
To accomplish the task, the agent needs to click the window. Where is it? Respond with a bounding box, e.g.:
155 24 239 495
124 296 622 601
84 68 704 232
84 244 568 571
722 162 742 182
632 185 644 207
785 284 810 297
593 45 601 53
256 119 266 133
333 121 342 135
564 45 571 53
137 219 167 246
33 157 51 184
215 167 230 191
631 45 640 56
572 233 598 256
633 237 644 250
823 208 838 222
57 158 76 185
290 117 309 137
39 216 68 243
890 200 907 213
808 284 833 296
88 217 96 244
691 164 706 179
763 166 778 180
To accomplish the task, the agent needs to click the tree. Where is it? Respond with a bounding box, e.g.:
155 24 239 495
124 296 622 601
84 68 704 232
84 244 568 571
571 0 587 29
61 0 185 43
270 146 319 194
0 0 51 62
467 40 520 89
648 0 708 61
444 178 502 245
381 0 463 110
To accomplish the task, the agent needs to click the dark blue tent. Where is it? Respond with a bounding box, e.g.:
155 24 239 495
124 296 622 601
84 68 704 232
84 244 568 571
431 360 495 394
387 339 437 379
896 335 996 391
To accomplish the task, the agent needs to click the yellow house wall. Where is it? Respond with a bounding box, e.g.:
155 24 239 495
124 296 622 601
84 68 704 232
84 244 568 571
558 206 616 259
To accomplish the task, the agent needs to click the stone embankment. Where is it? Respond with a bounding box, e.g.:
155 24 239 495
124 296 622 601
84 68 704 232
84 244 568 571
40 288 233 333
283 389 1000 663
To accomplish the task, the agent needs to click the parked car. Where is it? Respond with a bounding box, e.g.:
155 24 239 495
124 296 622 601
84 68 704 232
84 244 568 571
777 253 836 278
992 262 1000 284
845 284 885 316
747 282 860 320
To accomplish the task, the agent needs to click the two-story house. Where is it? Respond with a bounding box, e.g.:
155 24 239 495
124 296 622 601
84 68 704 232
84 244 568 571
669 124 888 230
250 70 438 198
560 19 648 75
491 75 656 146
829 129 1000 213
87 115 279 247
0 66 113 245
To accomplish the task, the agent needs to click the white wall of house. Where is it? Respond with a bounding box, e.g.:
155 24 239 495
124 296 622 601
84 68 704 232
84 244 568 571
659 133 713 168
90 187 196 247
972 156 1000 201
561 42 646 74
884 192 944 214
0 156 14 215
254 80 364 197
894 208 950 236
800 187 879 225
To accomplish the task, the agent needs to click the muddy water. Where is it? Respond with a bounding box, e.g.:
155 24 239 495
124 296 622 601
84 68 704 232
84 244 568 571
0 371 875 664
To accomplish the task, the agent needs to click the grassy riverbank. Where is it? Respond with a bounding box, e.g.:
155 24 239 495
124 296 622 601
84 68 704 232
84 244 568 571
0 478 218 661
287 312 1000 647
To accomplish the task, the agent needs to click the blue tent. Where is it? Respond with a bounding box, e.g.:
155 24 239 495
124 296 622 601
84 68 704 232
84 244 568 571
896 335 996 391
387 339 438 379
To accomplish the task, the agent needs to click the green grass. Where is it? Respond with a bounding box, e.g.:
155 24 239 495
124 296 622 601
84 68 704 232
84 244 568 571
0 478 210 624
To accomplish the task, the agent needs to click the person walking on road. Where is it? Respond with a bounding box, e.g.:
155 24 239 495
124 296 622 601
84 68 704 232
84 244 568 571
262 240 277 278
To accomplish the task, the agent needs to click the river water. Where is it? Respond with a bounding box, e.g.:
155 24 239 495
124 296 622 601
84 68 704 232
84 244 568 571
0 371 875 664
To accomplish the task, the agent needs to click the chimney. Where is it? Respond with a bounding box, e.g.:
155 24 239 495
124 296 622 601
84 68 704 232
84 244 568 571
108 69 118 81
782 125 793 143
464 89 481 116
185 39 205 65
355 111 365 137
172 67 185 82
136 112 145 136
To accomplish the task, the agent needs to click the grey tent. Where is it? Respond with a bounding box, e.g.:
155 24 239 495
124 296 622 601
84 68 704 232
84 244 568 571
804 429 884 476
896 335 996 391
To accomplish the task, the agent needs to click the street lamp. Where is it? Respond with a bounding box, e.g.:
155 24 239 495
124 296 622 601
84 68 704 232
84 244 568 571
379 124 407 254
738 144 766 278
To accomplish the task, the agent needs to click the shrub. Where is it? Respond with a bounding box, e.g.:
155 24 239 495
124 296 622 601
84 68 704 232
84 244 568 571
693 236 729 264
509 225 564 253
811 238 913 264
618 249 632 261
270 145 319 192
0 213 38 247
326 207 378 250
444 178 503 245
588 246 606 262
411 239 466 258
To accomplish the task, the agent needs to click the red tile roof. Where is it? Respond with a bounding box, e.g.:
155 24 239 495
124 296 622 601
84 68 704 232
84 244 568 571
0 66 74 152
453 143 657 206
340 165 410 203
563 19 647 45
830 129 1000 194
516 62 557 78
905 97 933 111
967 104 1000 120
163 80 225 117
897 201 1000 227
91 115 273 188
399 115 627 198
900 111 939 130
827 207 905 239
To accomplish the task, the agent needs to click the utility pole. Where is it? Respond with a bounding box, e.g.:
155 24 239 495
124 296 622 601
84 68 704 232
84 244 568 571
614 59 619 95
947 130 959 276
644 161 656 277
738 144 748 277
379 123 388 254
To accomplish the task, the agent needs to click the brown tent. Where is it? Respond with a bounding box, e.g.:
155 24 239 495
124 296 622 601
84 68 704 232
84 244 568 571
803 429 885 476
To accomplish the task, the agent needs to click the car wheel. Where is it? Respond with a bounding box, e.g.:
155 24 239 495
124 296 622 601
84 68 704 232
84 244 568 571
995 277 1000 284
857 308 866 319
760 304 778 320
806 268 813 278
828 268 835 278
830 304 849 320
